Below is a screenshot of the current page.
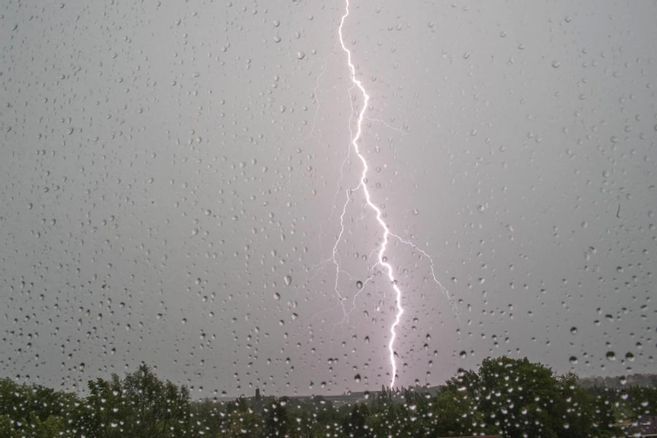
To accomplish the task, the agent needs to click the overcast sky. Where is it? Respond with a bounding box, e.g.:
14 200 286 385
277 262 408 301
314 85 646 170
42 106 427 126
1 0 656 398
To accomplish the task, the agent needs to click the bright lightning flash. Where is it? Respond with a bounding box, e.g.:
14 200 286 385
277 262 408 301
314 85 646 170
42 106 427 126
336 0 405 389
330 0 454 389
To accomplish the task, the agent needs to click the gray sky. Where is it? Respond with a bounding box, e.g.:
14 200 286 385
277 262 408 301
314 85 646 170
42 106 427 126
1 0 656 398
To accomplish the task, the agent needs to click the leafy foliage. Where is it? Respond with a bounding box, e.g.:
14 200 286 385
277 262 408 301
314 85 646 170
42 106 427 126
0 357 654 437
81 364 199 437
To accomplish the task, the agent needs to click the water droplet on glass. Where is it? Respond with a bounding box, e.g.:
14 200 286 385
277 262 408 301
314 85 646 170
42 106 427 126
606 351 616 361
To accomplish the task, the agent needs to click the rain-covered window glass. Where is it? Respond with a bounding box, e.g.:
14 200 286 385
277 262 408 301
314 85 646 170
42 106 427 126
1 1 655 436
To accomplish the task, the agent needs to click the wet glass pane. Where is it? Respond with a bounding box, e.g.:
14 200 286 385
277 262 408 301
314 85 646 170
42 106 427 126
1 0 655 436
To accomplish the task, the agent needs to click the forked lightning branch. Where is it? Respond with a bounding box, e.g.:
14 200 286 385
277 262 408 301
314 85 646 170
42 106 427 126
331 0 452 388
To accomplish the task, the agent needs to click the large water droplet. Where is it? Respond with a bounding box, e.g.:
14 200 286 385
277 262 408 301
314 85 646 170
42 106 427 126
606 351 616 361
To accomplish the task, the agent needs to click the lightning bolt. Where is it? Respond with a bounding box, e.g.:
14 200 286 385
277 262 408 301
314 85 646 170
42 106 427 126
336 0 405 389
328 0 455 389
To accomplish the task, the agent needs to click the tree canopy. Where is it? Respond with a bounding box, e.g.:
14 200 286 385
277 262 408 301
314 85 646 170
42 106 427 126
0 357 653 437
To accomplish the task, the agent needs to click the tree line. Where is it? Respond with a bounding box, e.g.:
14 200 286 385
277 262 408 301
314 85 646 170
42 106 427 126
1 357 655 437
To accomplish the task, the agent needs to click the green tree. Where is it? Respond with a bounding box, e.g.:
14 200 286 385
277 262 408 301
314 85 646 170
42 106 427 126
0 414 17 437
432 369 488 436
432 357 608 437
342 402 371 437
83 363 199 437
224 397 264 436
264 397 289 437
0 377 82 437
554 373 596 437
475 357 564 436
